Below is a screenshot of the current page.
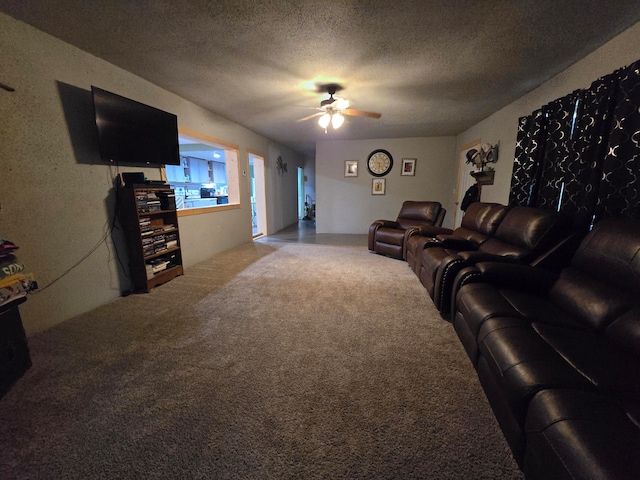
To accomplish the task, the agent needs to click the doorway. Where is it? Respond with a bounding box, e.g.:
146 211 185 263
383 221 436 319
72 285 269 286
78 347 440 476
249 152 267 237
297 167 305 220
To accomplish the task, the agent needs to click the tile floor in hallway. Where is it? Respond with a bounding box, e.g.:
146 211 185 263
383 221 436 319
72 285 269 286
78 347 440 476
258 220 368 247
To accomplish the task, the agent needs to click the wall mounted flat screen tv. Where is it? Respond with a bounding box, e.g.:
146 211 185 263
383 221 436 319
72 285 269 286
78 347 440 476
91 86 180 166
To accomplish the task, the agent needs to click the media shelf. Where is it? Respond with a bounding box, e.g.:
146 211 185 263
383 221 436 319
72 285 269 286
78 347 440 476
120 186 184 292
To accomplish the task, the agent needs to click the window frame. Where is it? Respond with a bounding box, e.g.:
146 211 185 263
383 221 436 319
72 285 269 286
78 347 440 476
165 127 242 217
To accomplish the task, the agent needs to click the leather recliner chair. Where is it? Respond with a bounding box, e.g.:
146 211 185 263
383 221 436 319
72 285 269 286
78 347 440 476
450 217 640 477
368 201 445 260
405 202 509 274
418 206 573 314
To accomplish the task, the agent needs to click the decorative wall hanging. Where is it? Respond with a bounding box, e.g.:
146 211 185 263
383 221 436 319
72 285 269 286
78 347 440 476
401 158 416 176
372 178 386 195
276 155 287 175
465 142 499 171
344 160 358 177
466 142 498 185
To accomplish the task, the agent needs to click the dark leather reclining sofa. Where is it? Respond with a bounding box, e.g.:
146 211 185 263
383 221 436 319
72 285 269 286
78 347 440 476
451 217 640 479
368 201 445 260
411 203 576 315
405 201 508 275
401 201 580 318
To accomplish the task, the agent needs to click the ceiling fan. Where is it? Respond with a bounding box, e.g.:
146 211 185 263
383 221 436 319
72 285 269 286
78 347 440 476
298 84 382 131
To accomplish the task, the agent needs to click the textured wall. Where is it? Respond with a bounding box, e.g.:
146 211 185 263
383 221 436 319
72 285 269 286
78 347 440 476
0 13 301 333
316 137 457 233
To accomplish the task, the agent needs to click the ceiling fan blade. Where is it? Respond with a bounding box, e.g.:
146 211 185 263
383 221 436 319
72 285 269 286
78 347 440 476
320 96 336 107
297 112 323 122
343 108 381 119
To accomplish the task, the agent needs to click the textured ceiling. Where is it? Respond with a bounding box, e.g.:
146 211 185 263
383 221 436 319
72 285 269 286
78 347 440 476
3 1 640 156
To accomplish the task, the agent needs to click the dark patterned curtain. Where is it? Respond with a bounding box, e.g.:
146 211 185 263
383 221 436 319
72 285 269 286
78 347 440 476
508 58 640 227
595 59 640 221
560 74 617 228
535 92 581 211
508 109 546 206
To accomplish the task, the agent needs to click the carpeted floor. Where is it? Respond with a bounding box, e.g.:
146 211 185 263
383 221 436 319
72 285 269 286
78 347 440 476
0 233 523 479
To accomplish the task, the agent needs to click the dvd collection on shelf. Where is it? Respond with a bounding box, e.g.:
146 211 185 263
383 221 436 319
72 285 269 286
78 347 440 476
134 190 181 280
121 186 183 292
136 190 162 213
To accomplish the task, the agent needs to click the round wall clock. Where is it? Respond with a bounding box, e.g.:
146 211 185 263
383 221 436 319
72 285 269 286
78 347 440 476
367 149 393 177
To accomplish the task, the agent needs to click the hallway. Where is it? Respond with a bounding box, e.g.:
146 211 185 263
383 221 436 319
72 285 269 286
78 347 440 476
258 220 367 247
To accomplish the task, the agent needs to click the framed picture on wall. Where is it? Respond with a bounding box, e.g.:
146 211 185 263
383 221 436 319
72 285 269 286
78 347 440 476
372 178 386 195
401 158 416 176
344 160 358 177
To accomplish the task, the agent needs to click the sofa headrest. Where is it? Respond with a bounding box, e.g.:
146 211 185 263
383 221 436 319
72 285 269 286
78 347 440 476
549 267 634 330
460 202 509 237
397 201 442 224
572 218 640 296
606 306 640 356
493 207 572 253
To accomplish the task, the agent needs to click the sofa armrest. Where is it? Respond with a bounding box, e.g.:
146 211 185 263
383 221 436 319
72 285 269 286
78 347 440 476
434 234 477 251
439 252 528 314
376 220 400 229
530 231 585 272
475 261 558 293
458 251 525 265
402 225 454 259
412 225 453 237
368 219 400 250
450 265 487 314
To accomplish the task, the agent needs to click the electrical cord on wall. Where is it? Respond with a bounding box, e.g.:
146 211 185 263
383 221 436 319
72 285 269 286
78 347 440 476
32 224 112 293
33 166 129 293
109 169 130 279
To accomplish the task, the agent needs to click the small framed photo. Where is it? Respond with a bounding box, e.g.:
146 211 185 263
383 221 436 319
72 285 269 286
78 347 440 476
401 158 416 176
372 178 386 195
344 160 358 177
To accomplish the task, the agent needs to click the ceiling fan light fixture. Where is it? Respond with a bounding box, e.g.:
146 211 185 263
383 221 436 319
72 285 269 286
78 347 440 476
331 113 344 129
304 84 380 131
318 113 331 129
335 98 349 110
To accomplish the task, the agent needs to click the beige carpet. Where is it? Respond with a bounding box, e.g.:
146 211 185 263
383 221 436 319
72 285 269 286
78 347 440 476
0 239 523 479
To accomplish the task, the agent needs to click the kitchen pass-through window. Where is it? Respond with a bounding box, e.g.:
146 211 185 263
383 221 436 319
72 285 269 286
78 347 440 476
165 129 240 214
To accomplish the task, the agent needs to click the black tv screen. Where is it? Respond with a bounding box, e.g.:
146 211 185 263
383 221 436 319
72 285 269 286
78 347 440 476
91 86 180 166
